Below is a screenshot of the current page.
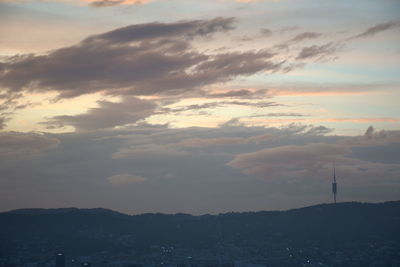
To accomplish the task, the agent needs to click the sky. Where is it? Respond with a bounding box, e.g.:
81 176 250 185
0 0 399 215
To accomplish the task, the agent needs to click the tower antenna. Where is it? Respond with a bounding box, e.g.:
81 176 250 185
332 165 337 204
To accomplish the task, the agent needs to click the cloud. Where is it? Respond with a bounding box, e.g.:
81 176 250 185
340 126 400 147
0 91 24 111
107 173 148 185
296 42 340 60
224 100 281 108
82 17 236 44
160 100 281 114
160 102 222 114
0 116 8 129
259 28 273 37
1 124 399 213
327 117 399 123
180 137 245 147
250 112 306 117
289 32 322 42
86 0 276 7
88 0 134 7
112 142 188 159
0 18 287 99
0 132 59 157
0 0 277 7
43 97 156 131
0 0 151 7
351 21 400 39
207 89 255 98
179 133 273 147
305 125 332 135
235 0 267 2
228 142 400 183
228 143 347 178
266 82 395 97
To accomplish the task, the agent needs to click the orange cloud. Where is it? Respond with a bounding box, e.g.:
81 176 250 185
83 0 151 6
236 117 399 128
0 0 279 7
61 0 270 6
235 0 279 2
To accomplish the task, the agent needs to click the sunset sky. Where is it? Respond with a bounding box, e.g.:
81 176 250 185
1 0 399 214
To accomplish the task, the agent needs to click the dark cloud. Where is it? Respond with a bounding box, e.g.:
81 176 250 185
195 50 275 73
224 100 281 108
0 18 287 99
296 42 339 60
159 102 221 114
161 100 281 114
0 92 23 111
89 0 124 7
260 28 273 37
0 131 59 157
305 125 333 135
352 21 400 39
0 92 19 129
289 32 322 42
207 89 255 98
43 97 156 131
83 17 236 44
340 126 400 147
174 102 225 112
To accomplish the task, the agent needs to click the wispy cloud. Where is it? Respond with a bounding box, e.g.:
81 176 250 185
296 42 341 60
351 21 400 39
289 32 322 42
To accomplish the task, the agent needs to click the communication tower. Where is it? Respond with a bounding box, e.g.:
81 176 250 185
332 167 337 204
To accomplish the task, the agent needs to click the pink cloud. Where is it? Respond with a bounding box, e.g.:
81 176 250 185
327 118 400 123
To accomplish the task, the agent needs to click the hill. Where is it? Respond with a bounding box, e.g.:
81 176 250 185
0 201 399 266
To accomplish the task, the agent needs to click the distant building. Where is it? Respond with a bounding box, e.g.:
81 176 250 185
78 256 91 267
55 253 65 267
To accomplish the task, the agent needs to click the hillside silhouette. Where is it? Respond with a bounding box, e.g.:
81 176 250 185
1 201 399 266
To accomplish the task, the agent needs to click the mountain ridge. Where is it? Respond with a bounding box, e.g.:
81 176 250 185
1 200 399 266
4 200 400 217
